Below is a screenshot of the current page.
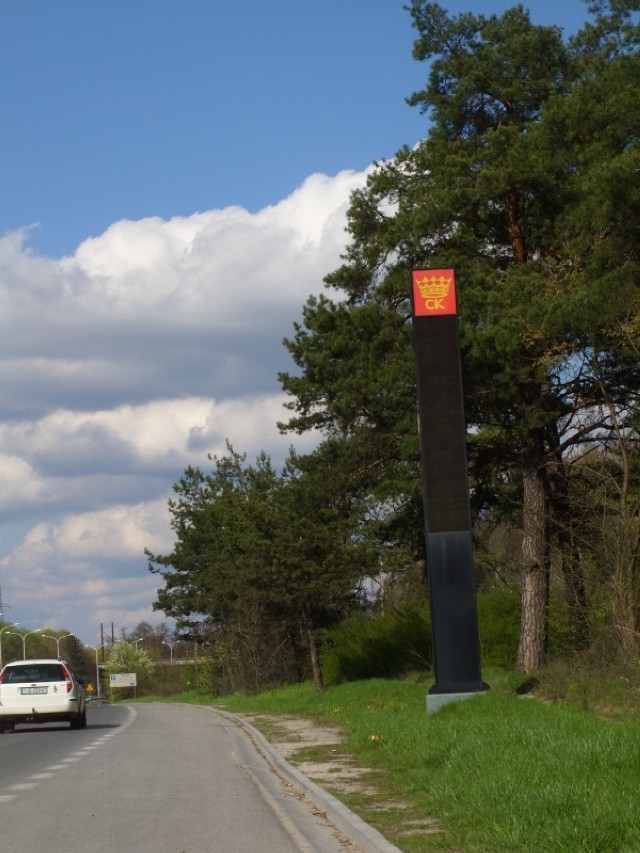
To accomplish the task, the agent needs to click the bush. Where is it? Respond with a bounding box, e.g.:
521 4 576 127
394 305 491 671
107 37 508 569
318 584 598 688
104 641 155 696
547 586 577 659
477 584 583 667
537 651 640 714
477 586 521 667
149 661 189 696
320 605 432 685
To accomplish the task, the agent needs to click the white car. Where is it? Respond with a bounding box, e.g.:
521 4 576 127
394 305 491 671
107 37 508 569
0 658 87 732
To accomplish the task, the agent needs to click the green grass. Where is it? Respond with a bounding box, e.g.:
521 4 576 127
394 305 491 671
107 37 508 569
207 672 640 853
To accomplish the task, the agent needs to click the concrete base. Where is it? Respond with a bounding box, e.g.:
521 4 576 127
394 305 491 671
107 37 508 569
426 690 485 715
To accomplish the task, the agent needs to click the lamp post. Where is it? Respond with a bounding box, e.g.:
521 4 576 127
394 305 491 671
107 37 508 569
6 629 42 660
5 632 24 659
24 629 44 659
84 645 102 700
0 622 20 669
41 633 74 658
162 641 175 663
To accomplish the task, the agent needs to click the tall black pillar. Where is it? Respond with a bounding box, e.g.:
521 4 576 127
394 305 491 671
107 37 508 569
411 269 488 713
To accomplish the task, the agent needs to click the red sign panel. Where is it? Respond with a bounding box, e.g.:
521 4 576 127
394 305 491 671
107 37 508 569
412 269 457 316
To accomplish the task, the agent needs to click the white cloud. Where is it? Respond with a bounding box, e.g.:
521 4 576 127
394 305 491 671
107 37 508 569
1 169 367 416
0 168 366 642
0 453 47 510
0 500 175 642
0 393 316 482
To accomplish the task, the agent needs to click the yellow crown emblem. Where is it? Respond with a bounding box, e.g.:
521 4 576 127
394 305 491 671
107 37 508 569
416 274 451 299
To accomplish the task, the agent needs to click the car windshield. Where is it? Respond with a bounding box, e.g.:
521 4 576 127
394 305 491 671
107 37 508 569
3 664 67 683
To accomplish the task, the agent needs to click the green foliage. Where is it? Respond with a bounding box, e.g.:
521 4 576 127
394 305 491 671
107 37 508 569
538 653 640 714
547 587 580 660
477 586 521 667
105 640 155 695
147 441 378 692
477 584 590 668
182 660 213 695
320 605 432 685
147 662 189 697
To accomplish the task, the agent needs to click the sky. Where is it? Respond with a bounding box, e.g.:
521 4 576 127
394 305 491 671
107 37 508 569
0 0 591 647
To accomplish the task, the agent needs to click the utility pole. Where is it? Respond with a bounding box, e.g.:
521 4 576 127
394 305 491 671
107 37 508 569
0 583 11 620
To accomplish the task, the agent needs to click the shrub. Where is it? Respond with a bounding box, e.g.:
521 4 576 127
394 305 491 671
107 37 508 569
320 605 432 685
104 640 155 697
477 586 521 667
477 584 583 668
547 586 576 659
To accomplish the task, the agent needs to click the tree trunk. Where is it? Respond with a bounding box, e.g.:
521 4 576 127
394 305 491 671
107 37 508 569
548 452 590 651
518 461 550 671
413 555 428 586
303 608 324 693
506 190 527 266
560 539 591 652
609 396 640 654
612 521 639 654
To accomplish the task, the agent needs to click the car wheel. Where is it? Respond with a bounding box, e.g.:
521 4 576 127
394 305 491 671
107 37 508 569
70 708 87 729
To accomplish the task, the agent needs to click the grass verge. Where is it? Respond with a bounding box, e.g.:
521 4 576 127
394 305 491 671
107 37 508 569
148 671 640 852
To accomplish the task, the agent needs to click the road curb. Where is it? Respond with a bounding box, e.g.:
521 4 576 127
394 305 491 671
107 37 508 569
215 708 403 853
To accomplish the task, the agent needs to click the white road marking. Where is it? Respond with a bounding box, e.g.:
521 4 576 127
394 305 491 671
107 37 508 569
0 706 137 808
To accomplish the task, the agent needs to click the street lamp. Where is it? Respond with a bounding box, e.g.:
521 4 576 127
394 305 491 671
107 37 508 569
0 622 20 669
24 629 44 659
6 629 42 660
84 645 103 700
4 632 24 658
41 633 74 658
162 641 175 663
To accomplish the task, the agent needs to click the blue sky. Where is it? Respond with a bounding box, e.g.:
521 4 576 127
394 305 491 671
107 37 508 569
0 0 591 645
2 0 588 259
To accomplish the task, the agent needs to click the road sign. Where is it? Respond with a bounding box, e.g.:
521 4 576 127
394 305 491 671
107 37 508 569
110 672 137 687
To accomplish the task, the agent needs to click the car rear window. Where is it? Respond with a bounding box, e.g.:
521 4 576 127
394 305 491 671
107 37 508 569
3 664 67 683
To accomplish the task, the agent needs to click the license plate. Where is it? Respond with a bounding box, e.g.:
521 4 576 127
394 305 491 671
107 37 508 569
20 687 48 695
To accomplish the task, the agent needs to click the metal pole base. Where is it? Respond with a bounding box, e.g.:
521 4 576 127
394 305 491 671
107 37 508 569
426 690 486 715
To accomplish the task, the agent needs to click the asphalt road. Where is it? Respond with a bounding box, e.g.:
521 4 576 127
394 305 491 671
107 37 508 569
0 702 373 853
